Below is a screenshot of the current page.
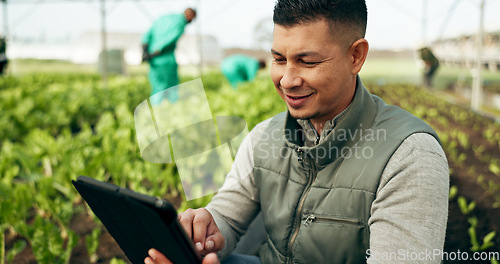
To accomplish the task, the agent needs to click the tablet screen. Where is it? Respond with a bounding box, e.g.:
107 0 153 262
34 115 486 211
73 176 202 264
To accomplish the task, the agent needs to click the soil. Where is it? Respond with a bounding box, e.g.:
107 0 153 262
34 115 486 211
444 171 500 263
442 121 500 263
6 211 131 264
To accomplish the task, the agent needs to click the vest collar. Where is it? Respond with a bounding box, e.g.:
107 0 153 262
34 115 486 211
284 76 377 167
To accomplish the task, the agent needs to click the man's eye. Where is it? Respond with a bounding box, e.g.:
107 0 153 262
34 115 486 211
274 58 286 64
303 61 319 65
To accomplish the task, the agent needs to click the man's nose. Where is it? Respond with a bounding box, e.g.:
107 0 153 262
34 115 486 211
280 66 302 89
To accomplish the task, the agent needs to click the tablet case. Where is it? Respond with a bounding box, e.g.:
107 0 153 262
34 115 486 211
72 175 202 264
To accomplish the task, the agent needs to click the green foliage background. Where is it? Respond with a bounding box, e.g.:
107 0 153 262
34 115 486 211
0 69 286 263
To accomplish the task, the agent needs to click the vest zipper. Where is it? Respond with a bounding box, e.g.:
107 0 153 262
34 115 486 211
286 151 317 264
295 147 303 163
303 214 365 227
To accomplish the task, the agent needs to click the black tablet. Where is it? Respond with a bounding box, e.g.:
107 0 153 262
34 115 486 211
72 175 202 264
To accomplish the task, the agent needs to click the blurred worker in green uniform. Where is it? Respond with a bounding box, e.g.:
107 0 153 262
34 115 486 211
418 46 440 88
221 54 266 89
142 8 196 104
0 36 8 75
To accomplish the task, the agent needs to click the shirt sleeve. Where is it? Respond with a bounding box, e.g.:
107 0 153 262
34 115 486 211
155 14 187 54
245 59 259 81
367 133 449 264
205 120 270 259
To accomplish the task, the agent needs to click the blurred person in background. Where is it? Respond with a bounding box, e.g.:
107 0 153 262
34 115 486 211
142 8 196 104
419 46 440 88
145 0 449 263
220 54 266 89
0 35 8 75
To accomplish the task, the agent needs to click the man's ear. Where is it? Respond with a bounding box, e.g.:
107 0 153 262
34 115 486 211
350 38 369 75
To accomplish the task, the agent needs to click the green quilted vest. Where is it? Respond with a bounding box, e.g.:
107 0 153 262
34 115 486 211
253 80 439 264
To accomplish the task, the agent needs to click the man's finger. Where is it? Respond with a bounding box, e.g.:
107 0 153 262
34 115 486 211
202 253 220 264
192 209 211 250
205 232 225 252
178 209 195 239
145 248 172 264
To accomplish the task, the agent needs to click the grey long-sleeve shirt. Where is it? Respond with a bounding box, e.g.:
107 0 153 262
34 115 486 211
206 117 449 264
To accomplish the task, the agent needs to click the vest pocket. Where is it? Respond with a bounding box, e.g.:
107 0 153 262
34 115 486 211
302 214 365 228
292 213 368 264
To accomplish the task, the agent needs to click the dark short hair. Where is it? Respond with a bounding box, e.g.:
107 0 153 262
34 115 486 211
186 8 197 16
258 59 266 69
273 0 367 40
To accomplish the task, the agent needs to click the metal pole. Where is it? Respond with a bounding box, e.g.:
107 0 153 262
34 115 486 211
100 0 108 87
422 0 428 45
2 0 7 37
197 0 203 76
471 0 484 111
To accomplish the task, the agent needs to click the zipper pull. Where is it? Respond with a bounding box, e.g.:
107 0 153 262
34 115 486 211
303 215 316 227
296 147 304 162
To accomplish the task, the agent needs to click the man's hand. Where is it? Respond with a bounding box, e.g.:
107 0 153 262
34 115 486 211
141 52 151 63
150 50 162 58
141 44 150 63
144 208 224 264
178 208 225 255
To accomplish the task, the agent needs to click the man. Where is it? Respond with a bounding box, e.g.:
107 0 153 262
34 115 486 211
145 1 449 263
0 35 8 75
221 54 266 88
419 46 440 88
142 8 196 104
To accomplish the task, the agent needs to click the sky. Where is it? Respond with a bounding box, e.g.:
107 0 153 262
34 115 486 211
2 0 500 50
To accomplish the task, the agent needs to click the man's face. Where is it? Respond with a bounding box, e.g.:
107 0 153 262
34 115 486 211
271 20 357 127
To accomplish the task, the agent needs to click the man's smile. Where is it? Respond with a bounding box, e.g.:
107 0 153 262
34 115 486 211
284 93 313 108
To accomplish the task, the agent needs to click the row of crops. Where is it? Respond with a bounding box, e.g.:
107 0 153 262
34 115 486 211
368 84 500 263
1 71 500 263
369 84 500 208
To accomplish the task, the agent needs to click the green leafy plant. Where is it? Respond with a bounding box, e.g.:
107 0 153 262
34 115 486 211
110 257 128 264
6 240 27 263
458 196 476 215
28 216 78 264
449 185 458 200
86 227 101 263
490 162 500 176
0 226 4 264
468 217 496 252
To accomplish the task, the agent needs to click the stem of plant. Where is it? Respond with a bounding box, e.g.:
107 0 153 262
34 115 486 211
1 228 5 264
